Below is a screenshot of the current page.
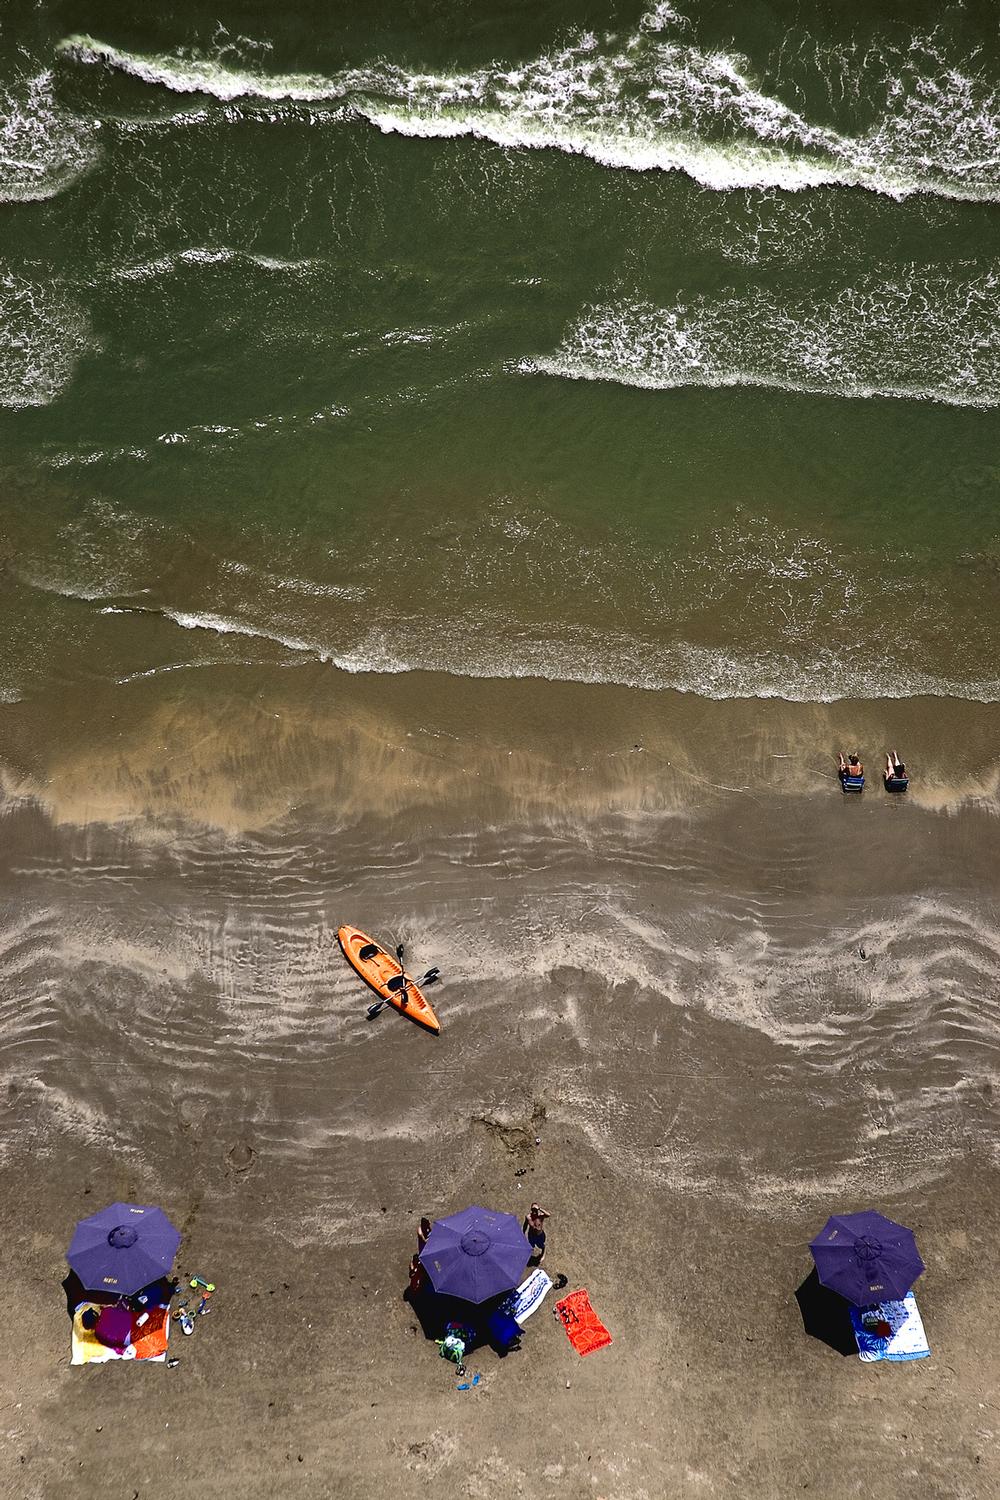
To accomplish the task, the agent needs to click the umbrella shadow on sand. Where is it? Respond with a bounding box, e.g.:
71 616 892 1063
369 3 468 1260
404 1284 476 1345
60 1270 123 1316
794 1269 858 1357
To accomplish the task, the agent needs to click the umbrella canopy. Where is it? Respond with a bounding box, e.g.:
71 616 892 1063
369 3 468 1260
420 1205 530 1304
67 1202 181 1296
810 1210 925 1306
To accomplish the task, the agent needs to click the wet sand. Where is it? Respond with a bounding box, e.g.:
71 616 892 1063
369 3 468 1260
1 667 999 1499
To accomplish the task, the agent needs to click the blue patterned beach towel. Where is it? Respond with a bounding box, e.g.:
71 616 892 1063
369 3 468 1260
850 1293 930 1362
508 1268 553 1326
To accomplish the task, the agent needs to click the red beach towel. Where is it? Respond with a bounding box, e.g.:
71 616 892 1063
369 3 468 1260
131 1304 170 1361
555 1289 612 1356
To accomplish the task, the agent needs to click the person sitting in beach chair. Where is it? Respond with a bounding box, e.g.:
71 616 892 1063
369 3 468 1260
838 752 865 793
884 751 909 792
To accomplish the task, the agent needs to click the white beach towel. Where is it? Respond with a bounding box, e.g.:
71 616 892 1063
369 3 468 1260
509 1268 553 1326
850 1292 930 1362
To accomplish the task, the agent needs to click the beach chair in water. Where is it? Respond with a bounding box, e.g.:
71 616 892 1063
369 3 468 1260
884 752 909 793
838 754 865 794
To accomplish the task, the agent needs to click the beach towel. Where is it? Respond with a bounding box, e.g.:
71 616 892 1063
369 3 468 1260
554 1289 612 1356
71 1302 170 1365
508 1268 553 1326
850 1293 930 1363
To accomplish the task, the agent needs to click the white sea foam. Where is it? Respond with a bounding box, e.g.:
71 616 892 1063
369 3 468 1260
528 267 1000 408
56 10 1000 202
115 659 254 685
108 246 321 283
220 559 366 601
101 605 409 673
0 71 98 202
99 602 1000 703
160 608 314 656
0 271 93 408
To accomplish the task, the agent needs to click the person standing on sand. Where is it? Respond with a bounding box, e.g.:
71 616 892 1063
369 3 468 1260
417 1217 432 1251
407 1255 428 1299
523 1202 550 1264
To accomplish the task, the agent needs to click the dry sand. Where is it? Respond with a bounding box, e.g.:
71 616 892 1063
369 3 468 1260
1 667 999 1499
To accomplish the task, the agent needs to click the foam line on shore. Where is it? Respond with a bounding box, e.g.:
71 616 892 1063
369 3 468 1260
96 601 1000 703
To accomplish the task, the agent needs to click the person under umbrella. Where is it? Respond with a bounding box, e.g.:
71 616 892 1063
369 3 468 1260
810 1210 925 1305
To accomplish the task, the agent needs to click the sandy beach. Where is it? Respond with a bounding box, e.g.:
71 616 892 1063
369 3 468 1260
2 666 999 1499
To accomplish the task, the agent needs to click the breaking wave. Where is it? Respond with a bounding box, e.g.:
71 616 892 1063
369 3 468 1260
0 271 93 408
0 71 98 203
56 8 1000 202
105 246 323 283
528 268 1000 408
100 603 1000 703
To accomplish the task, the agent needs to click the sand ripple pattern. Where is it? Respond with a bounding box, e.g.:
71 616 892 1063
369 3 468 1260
2 795 997 1227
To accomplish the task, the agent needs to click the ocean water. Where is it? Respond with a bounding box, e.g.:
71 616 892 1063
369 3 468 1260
1 0 1000 705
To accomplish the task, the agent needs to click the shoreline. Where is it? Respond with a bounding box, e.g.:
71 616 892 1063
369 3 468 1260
2 662 999 831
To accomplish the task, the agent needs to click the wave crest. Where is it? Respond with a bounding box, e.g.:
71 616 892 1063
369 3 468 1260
528 269 1000 408
98 602 1000 704
57 12 1000 202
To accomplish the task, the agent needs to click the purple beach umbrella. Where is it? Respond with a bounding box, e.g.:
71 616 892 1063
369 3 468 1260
67 1202 181 1296
810 1210 925 1306
420 1205 530 1304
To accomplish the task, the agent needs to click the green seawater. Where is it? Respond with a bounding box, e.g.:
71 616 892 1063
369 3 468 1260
2 0 1000 706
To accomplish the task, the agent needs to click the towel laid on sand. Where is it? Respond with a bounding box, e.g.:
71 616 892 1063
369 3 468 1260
555 1289 612 1356
509 1268 553 1326
850 1293 930 1362
71 1303 170 1365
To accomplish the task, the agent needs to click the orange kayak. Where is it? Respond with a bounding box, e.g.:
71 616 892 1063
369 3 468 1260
337 925 440 1034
